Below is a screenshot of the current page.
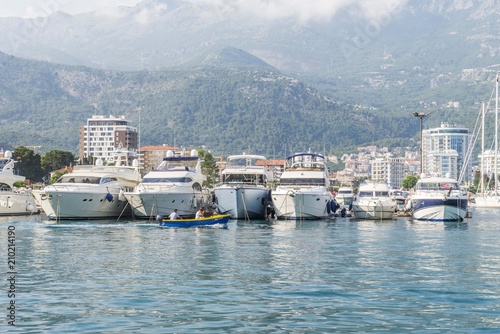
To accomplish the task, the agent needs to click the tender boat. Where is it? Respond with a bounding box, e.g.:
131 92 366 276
0 151 39 216
271 152 336 220
123 149 212 219
159 213 231 228
410 174 468 222
214 154 273 220
352 181 396 220
32 152 141 220
390 189 409 212
335 185 355 207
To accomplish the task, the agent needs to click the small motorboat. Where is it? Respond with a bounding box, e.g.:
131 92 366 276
159 214 231 228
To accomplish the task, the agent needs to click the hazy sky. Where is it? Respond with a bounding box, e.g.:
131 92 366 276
0 1 141 18
0 0 408 22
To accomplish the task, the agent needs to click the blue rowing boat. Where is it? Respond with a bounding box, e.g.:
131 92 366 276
159 214 231 228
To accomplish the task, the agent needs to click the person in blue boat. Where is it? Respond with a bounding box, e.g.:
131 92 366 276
195 208 204 219
169 209 182 220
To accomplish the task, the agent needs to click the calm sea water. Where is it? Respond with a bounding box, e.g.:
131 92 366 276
2 209 500 333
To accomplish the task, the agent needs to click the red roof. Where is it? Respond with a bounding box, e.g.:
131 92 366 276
139 145 182 151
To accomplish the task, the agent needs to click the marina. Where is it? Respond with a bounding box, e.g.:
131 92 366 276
2 208 499 332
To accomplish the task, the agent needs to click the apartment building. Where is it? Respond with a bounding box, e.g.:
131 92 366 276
79 115 138 164
422 122 472 181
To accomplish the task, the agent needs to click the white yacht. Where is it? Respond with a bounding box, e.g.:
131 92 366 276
32 153 141 220
390 189 409 212
352 181 396 220
214 154 273 220
0 151 38 216
335 186 355 207
123 149 212 219
411 174 468 222
271 152 335 220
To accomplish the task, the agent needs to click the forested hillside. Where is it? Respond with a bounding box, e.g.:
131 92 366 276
0 49 417 156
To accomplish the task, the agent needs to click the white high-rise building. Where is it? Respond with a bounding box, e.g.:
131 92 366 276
370 157 408 188
422 122 472 182
79 115 138 164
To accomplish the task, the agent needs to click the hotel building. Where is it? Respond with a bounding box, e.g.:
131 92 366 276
79 115 138 164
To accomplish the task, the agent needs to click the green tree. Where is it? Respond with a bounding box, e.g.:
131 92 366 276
49 170 68 184
41 150 76 174
197 148 219 188
402 175 419 190
13 146 44 182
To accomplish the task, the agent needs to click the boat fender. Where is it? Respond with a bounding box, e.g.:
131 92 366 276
340 207 347 217
118 189 126 202
348 203 353 211
105 193 113 202
26 203 34 212
330 200 339 213
326 200 331 214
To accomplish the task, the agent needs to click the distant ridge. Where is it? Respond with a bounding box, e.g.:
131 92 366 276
188 47 277 71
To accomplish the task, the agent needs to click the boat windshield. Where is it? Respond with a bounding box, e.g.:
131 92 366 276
142 177 193 183
222 174 265 184
359 191 390 197
57 176 101 184
417 182 458 190
227 157 263 168
338 190 353 195
279 178 325 186
0 183 12 191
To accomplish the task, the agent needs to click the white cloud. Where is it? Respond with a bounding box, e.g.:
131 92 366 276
185 0 408 23
0 0 408 22
0 0 142 18
134 2 169 24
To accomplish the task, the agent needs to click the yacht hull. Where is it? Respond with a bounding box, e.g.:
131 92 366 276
214 186 270 219
124 191 212 219
352 199 395 220
0 192 39 216
412 198 468 222
32 189 131 219
272 188 333 220
472 195 500 208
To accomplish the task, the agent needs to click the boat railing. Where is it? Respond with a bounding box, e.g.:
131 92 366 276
46 184 135 192
224 180 267 186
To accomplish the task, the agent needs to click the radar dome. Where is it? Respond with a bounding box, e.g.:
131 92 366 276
190 149 198 157
96 158 104 166
166 150 174 158
4 151 12 159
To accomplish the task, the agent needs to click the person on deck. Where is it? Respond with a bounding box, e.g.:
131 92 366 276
169 209 182 220
195 208 204 219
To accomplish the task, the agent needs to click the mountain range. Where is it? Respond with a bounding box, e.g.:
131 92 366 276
0 0 499 156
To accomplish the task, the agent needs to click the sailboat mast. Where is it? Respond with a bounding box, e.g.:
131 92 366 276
495 75 499 195
481 103 485 194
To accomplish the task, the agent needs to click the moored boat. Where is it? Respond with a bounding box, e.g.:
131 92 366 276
123 149 212 219
214 154 273 220
352 181 396 220
390 189 409 212
159 213 231 228
271 152 336 220
0 151 39 216
32 152 141 220
335 185 355 207
410 174 468 222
